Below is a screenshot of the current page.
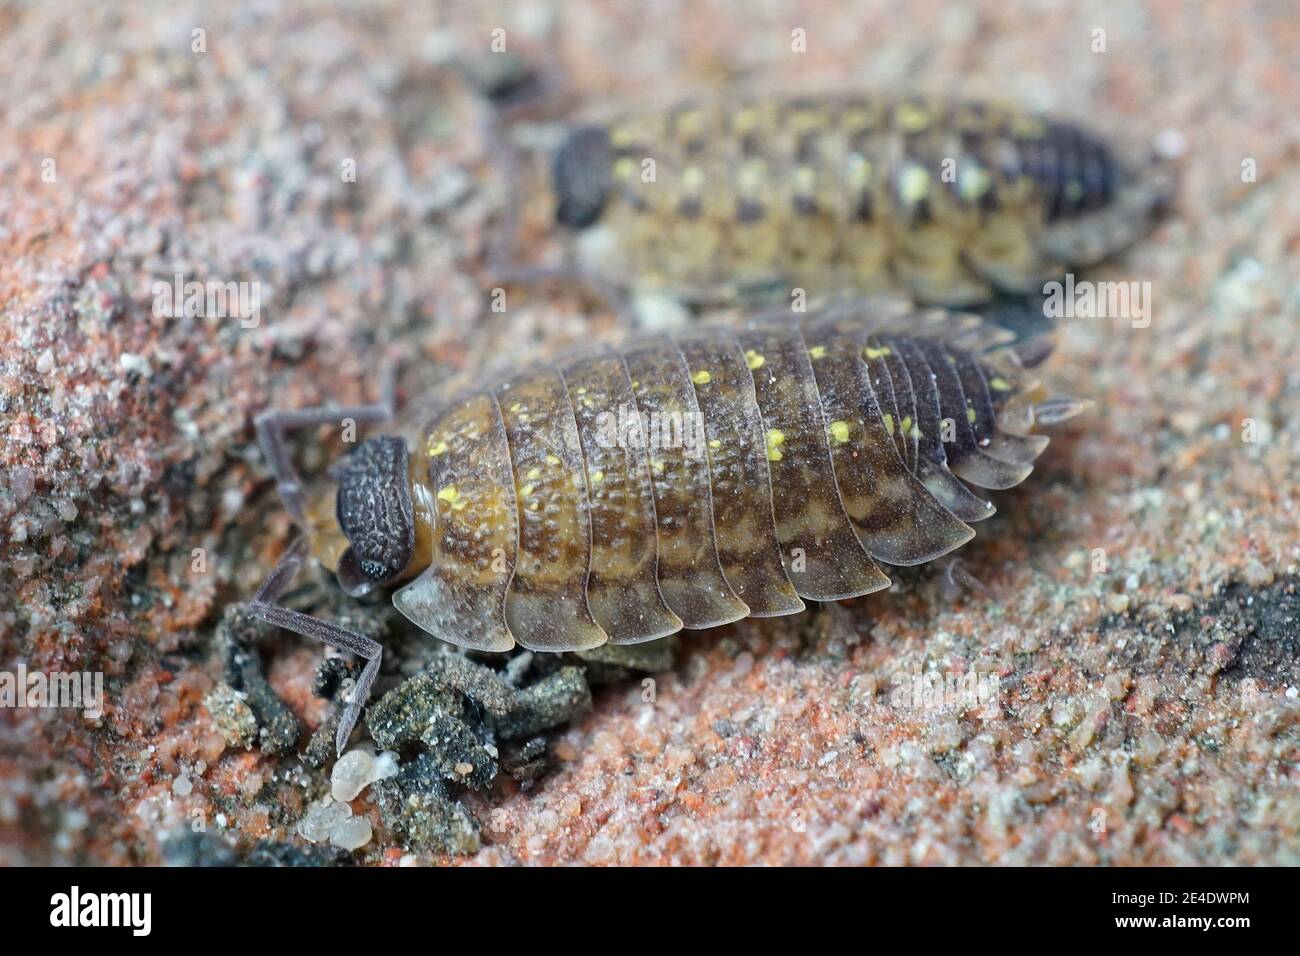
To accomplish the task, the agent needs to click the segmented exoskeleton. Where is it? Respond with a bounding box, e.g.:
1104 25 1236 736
549 92 1173 307
248 301 1087 753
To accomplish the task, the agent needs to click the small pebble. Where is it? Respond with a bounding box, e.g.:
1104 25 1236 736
330 816 373 851
297 798 351 844
1243 561 1273 588
10 466 35 501
331 749 376 802
330 747 399 801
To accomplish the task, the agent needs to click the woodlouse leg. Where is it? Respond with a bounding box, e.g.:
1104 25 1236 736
475 75 633 323
939 557 992 603
969 292 1055 344
254 367 396 524
247 537 382 756
485 260 634 326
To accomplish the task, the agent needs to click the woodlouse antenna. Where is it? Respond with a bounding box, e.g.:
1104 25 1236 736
254 365 397 525
248 363 399 754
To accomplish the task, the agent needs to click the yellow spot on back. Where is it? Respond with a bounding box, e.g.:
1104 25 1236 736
737 158 767 194
427 439 448 457
613 157 637 181
682 166 705 192
546 455 561 466
966 406 977 424
901 416 913 434
883 413 895 435
691 369 712 385
765 428 786 461
676 109 703 136
518 482 535 497
898 165 930 204
708 438 721 449
745 349 766 370
958 164 993 202
864 346 890 360
990 376 1011 391
807 345 827 360
526 467 541 480
843 107 871 129
589 470 604 484
437 485 466 510
794 165 816 194
1012 116 1045 139
896 102 930 132
509 402 522 413
846 153 872 188
651 458 665 474
829 420 850 444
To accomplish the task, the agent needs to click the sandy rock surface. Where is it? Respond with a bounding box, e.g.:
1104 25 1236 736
1 0 1298 865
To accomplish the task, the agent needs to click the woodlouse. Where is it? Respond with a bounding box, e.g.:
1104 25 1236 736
248 300 1087 753
547 92 1173 307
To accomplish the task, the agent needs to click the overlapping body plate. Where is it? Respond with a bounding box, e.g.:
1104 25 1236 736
560 347 683 642
393 392 517 651
496 367 607 651
622 335 750 628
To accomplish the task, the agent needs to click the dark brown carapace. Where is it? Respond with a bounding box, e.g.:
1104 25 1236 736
249 301 1087 753
549 92 1173 306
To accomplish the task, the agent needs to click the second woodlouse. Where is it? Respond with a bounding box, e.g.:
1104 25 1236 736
249 300 1088 753
547 92 1174 308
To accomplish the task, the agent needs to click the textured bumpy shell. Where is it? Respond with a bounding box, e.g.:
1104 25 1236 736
386 301 1066 652
552 93 1172 306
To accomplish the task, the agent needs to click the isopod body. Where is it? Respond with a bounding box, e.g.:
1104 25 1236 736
256 302 1086 750
550 93 1173 307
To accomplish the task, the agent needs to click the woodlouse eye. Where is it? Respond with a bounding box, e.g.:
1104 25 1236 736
336 548 378 597
359 559 388 579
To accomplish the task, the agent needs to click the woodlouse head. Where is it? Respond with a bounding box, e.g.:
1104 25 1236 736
334 435 415 597
552 125 612 229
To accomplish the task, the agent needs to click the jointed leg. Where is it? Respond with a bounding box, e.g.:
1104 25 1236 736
940 557 992 603
247 537 381 756
475 86 634 325
254 366 396 524
486 260 633 323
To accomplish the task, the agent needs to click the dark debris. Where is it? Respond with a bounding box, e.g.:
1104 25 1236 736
160 829 351 867
215 605 301 756
1185 576 1300 687
364 653 592 852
